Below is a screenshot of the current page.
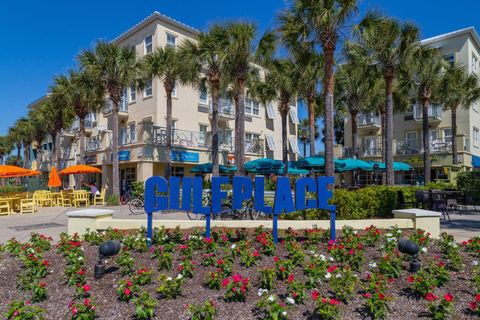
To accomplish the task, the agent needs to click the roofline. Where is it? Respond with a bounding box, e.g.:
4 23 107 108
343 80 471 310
113 11 200 43
421 26 480 48
27 94 49 109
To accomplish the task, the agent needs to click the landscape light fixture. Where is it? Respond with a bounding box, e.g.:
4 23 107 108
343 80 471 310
397 238 421 273
94 240 121 279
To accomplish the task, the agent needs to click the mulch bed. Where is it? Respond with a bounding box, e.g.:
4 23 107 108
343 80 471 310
0 227 478 319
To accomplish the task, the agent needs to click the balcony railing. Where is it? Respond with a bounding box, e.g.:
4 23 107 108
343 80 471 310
70 118 96 132
357 113 381 127
86 136 101 151
210 98 235 119
413 104 442 121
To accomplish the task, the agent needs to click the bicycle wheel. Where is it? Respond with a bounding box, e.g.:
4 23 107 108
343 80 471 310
247 207 260 220
187 211 205 220
120 193 131 205
129 198 144 215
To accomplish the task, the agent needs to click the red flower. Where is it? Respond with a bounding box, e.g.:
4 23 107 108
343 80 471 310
444 293 453 302
42 260 49 266
78 269 85 276
83 299 90 306
242 278 249 285
221 278 230 287
240 285 246 294
363 293 372 299
124 288 131 296
327 265 337 273
39 281 47 288
437 261 445 267
178 265 184 271
321 298 327 304
273 256 279 263
217 259 224 266
378 293 385 300
462 241 468 246
253 250 260 257
329 298 339 305
82 284 91 292
470 301 478 311
349 249 355 255
311 290 319 301
424 292 438 301
72 308 78 315
127 281 132 287
475 294 480 302
365 273 372 280
407 276 415 283
287 274 295 283
232 274 242 283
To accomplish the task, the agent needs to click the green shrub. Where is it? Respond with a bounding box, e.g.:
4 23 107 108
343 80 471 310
106 194 119 206
131 181 145 199
0 185 25 195
457 171 480 203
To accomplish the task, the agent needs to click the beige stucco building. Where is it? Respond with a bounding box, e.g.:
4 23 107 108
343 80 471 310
33 12 299 192
341 27 480 184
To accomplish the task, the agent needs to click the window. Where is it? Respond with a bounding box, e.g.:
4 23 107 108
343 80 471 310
289 109 300 125
119 127 127 145
144 80 152 97
443 128 452 143
245 98 260 116
222 129 232 146
129 85 136 103
474 127 479 147
444 54 455 67
429 130 439 143
473 101 479 112
129 123 136 143
144 35 153 54
172 167 184 177
473 54 479 72
199 124 208 146
172 120 177 130
172 83 177 98
265 134 276 151
289 137 300 154
166 33 177 48
406 132 417 148
266 104 276 119
199 83 208 104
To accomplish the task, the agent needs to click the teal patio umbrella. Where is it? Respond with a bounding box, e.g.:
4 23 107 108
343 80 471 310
286 167 309 175
244 158 284 174
369 161 413 172
336 158 374 172
296 156 346 171
190 163 230 174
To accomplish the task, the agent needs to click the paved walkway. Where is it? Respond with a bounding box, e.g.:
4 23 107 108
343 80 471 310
0 206 478 243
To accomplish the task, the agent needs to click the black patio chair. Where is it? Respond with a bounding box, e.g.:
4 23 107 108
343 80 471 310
397 190 416 208
415 190 429 209
431 192 450 221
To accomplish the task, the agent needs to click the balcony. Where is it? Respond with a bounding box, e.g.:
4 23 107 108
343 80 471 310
69 117 97 135
210 98 235 120
86 136 101 151
413 104 442 124
357 113 381 132
395 138 452 155
103 98 129 119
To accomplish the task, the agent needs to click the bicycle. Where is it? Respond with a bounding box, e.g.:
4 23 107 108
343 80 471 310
120 189 132 205
128 196 145 215
186 192 260 220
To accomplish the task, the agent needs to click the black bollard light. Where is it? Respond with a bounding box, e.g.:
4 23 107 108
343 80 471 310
94 240 121 279
398 238 421 273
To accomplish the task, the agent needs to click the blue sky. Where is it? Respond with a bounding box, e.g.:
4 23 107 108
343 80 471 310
1 0 479 151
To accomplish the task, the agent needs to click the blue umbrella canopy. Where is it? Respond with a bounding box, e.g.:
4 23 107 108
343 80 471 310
244 158 284 174
336 158 374 172
190 163 230 173
368 161 413 172
286 167 309 175
296 156 346 171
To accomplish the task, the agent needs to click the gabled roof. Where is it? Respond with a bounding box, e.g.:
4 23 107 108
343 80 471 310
421 26 480 48
113 11 200 43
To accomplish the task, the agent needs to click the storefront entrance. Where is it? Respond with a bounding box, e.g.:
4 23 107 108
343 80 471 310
120 167 136 195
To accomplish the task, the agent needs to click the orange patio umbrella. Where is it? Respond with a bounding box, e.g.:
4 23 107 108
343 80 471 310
0 165 40 178
59 164 101 175
48 167 62 188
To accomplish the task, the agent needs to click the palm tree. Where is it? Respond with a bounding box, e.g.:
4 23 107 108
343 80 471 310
143 46 198 179
298 118 319 157
78 41 143 196
28 105 49 168
51 70 103 168
8 125 23 166
178 25 229 177
278 8 323 158
353 13 419 185
0 136 13 165
291 0 358 177
222 22 275 175
440 64 480 165
9 118 33 167
256 59 301 175
400 47 444 184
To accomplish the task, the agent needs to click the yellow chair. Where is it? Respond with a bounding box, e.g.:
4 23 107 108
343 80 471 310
93 188 106 205
73 191 89 207
20 197 37 214
0 200 12 216
59 191 72 207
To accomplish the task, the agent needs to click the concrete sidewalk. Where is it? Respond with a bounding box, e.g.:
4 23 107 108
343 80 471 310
440 210 480 242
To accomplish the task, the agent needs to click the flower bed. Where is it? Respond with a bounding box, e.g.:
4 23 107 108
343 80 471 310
0 227 479 319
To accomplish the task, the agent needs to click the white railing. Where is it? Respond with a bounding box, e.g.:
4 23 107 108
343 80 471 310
357 113 381 127
413 104 442 120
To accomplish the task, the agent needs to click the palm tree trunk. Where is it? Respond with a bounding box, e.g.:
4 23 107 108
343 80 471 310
351 111 358 158
303 142 307 158
422 99 431 184
451 106 458 165
385 76 395 186
211 83 220 177
79 117 86 165
235 81 246 176
281 107 289 176
307 94 316 157
323 48 335 177
112 102 120 196
23 144 29 168
16 144 21 166
54 132 60 169
165 87 173 180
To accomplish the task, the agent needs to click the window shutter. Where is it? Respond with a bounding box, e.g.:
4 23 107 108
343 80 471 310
289 137 299 154
266 134 276 151
266 104 276 119
289 109 299 124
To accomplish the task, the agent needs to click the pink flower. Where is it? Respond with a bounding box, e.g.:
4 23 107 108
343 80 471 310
329 298 339 305
425 292 438 301
83 299 90 306
72 308 78 315
221 278 230 287
476 294 480 302
444 293 453 302
287 274 295 283
311 290 319 301
232 274 242 283
363 293 371 298
82 284 91 292
124 288 131 296
327 265 337 273
273 256 279 263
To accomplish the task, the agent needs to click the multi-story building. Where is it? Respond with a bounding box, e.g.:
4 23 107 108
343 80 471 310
342 27 480 184
31 12 299 191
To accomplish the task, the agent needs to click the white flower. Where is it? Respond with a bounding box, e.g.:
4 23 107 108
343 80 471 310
319 254 326 261
328 257 334 262
385 233 393 237
286 297 295 305
166 277 172 281
268 295 275 302
353 230 358 235
230 244 236 249
449 242 458 248
387 238 396 243
258 288 268 296
368 262 377 268
336 273 342 278
421 247 427 253
472 260 478 266
282 311 287 316
325 272 332 280
78 256 83 261
176 274 183 280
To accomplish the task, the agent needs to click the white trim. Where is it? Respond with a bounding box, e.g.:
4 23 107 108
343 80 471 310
166 32 177 48
144 34 153 55
289 109 299 125
288 137 299 154
265 134 277 151
266 104 276 119
129 85 136 103
143 79 153 98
